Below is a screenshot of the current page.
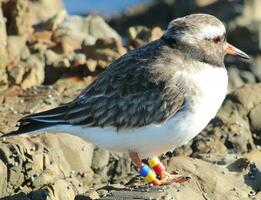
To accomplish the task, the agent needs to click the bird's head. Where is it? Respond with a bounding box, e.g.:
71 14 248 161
162 14 249 66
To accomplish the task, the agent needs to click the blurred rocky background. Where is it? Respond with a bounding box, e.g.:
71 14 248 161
0 0 261 199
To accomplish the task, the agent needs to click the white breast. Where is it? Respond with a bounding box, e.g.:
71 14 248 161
49 64 228 159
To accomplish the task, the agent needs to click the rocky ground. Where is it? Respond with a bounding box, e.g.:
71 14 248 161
0 0 261 200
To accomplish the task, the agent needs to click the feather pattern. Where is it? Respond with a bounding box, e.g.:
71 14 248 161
14 39 185 132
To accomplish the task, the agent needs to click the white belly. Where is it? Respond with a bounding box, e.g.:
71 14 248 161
49 65 228 159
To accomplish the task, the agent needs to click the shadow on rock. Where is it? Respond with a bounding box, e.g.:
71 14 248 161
244 163 261 193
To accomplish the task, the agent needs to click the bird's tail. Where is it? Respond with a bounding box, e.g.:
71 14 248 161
3 105 68 137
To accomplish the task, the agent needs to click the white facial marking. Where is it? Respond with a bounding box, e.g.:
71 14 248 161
198 25 225 39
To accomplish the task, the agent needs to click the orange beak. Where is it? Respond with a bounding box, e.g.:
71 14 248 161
225 42 249 59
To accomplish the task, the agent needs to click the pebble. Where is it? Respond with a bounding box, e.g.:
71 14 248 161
248 190 256 197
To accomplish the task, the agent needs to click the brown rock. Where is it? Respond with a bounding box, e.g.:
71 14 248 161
0 5 8 91
82 38 126 64
127 26 163 48
29 31 53 46
4 0 33 36
53 35 82 54
20 54 45 89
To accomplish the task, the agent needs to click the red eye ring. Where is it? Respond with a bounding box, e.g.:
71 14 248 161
213 36 221 43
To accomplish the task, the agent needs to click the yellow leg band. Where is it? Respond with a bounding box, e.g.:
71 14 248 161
144 171 157 183
148 157 160 168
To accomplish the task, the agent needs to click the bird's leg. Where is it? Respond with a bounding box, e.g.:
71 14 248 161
148 157 190 184
129 151 159 186
148 157 166 179
129 152 190 186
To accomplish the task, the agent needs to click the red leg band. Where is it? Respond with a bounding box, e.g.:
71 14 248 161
153 163 165 174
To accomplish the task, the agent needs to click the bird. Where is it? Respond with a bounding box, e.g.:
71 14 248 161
3 13 249 186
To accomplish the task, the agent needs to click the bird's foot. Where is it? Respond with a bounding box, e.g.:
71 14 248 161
154 171 191 185
148 157 190 186
129 152 190 186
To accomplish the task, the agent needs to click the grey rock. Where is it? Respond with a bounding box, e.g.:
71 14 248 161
55 14 121 47
227 66 256 92
249 103 261 136
92 148 110 172
7 36 29 64
8 64 25 84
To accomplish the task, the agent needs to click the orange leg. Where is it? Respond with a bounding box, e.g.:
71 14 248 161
148 157 191 185
129 152 190 186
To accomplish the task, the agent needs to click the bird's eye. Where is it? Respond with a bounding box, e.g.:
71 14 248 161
213 36 221 43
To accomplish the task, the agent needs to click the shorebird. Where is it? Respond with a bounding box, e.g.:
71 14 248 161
5 14 249 185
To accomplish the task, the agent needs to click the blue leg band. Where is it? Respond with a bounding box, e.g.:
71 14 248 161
139 164 150 177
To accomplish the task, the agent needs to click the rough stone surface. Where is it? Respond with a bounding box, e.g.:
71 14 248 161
4 0 33 36
0 5 8 92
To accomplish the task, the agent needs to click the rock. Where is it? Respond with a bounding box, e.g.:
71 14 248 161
7 63 25 84
20 54 45 89
92 148 110 172
0 68 8 92
28 30 53 47
44 10 67 31
127 26 163 48
227 66 256 91
86 59 97 72
44 49 62 66
0 5 8 91
248 103 261 143
0 160 7 197
6 35 29 64
0 5 8 66
100 157 259 200
3 0 33 36
71 53 87 67
82 38 126 65
53 34 82 54
27 0 64 25
252 56 261 82
0 133 95 198
43 180 76 200
22 55 44 88
53 14 121 52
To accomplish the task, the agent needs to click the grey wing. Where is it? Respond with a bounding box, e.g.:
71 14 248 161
64 67 185 129
14 39 185 132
